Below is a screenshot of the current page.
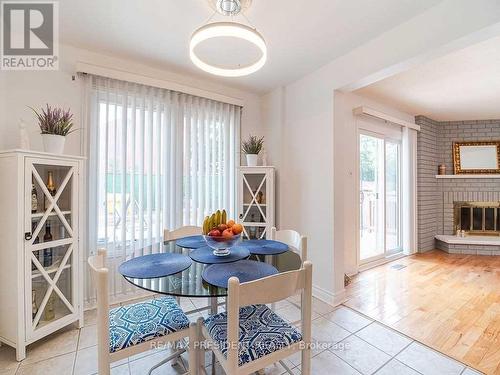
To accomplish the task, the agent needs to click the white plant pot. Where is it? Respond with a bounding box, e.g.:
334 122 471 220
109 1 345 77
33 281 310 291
246 154 258 167
42 134 65 154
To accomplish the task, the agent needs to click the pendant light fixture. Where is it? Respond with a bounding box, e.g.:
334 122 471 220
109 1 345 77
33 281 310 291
190 0 267 77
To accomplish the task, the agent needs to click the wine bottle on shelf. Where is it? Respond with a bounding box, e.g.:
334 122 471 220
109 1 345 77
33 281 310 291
43 224 53 267
32 290 38 320
31 221 40 271
31 182 38 213
44 171 57 211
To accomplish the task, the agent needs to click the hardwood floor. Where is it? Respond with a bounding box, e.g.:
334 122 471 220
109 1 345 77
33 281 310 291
344 250 500 375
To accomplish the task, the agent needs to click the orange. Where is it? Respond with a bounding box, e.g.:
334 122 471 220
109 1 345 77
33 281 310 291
227 219 235 228
232 223 243 235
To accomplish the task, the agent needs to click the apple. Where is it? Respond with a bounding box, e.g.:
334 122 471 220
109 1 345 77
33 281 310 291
208 229 221 237
218 224 228 232
222 229 233 238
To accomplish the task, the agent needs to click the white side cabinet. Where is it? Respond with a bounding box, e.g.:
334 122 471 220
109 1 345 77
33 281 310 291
237 166 275 239
0 150 84 361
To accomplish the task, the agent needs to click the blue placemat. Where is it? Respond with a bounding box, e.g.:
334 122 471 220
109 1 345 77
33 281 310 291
189 246 250 264
202 260 278 288
119 253 192 279
175 235 206 249
235 239 289 255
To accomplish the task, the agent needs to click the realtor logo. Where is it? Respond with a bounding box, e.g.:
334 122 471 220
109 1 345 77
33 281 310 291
1 1 58 70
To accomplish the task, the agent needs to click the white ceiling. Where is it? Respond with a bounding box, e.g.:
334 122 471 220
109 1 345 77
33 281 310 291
60 0 441 93
355 34 500 121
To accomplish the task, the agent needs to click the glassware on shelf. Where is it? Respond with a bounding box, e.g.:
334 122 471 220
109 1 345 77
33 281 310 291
249 225 257 239
59 224 65 239
44 293 55 321
32 291 38 320
43 224 53 267
44 171 57 211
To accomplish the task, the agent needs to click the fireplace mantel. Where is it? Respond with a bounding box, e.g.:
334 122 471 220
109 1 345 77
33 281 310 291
435 174 500 179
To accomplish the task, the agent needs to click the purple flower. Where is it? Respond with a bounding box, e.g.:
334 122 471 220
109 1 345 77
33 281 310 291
30 104 75 136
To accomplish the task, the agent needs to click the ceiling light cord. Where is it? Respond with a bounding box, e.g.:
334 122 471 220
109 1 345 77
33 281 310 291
241 12 256 30
204 11 218 25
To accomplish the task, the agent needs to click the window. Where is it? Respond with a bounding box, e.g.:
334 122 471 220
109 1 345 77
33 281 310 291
86 76 241 259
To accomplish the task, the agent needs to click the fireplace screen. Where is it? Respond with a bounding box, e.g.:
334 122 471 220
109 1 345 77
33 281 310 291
455 202 500 235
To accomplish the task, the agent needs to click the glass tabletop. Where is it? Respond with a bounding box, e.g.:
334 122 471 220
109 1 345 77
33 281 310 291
122 240 302 298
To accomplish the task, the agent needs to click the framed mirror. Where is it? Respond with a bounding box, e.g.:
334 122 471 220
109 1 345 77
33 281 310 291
453 141 500 174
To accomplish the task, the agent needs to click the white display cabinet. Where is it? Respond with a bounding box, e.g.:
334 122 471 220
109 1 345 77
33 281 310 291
0 150 84 361
237 166 275 240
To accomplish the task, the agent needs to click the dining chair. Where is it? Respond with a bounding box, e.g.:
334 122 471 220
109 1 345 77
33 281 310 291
87 249 197 375
197 261 313 375
164 225 203 241
270 226 308 261
270 227 308 315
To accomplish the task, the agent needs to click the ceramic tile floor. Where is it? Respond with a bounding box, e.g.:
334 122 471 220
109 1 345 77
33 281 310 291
0 297 484 375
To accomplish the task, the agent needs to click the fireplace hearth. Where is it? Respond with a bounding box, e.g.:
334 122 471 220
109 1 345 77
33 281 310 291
454 201 500 236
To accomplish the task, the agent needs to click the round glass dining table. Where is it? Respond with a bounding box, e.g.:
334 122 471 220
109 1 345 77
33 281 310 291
121 239 301 375
122 239 302 299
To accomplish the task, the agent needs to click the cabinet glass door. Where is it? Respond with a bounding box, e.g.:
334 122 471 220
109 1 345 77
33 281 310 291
27 160 77 335
240 173 267 239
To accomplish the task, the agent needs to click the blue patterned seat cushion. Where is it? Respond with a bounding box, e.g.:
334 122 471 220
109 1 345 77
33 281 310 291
109 296 189 353
203 304 303 366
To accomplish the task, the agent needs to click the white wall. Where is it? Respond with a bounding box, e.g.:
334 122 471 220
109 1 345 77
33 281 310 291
333 91 415 276
263 0 500 304
260 88 285 226
0 44 264 157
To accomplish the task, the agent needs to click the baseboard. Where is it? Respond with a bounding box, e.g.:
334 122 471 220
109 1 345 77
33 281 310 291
358 252 407 273
313 285 347 307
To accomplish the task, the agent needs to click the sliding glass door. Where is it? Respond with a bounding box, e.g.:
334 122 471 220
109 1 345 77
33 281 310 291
359 133 402 263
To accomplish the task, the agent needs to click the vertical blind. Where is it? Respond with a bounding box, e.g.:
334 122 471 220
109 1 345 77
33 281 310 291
83 74 241 303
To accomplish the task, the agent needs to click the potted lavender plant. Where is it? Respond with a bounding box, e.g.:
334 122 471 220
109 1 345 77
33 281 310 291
242 135 264 166
31 105 74 154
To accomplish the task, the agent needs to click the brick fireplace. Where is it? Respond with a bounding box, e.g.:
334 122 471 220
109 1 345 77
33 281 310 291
416 116 500 255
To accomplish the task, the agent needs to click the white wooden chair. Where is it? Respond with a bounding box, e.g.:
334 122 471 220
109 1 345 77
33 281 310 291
164 225 203 241
270 227 308 315
197 261 313 375
87 249 197 375
270 226 307 261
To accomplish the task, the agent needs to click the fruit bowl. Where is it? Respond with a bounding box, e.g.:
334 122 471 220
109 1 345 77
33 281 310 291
203 234 242 256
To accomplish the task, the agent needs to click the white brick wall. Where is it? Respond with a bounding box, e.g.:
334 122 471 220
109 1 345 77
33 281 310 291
416 116 440 251
416 116 500 252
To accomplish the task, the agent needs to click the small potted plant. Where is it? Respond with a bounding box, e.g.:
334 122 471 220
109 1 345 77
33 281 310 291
242 135 264 167
31 104 75 154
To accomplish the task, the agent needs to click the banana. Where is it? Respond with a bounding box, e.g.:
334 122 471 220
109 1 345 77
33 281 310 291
221 209 227 225
215 210 221 226
203 216 210 234
210 213 216 230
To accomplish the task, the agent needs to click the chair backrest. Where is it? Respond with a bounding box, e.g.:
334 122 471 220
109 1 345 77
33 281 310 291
164 226 202 241
270 227 308 261
87 249 110 375
225 261 313 368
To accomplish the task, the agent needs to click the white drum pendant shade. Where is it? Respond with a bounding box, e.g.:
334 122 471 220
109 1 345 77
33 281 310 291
190 22 267 77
